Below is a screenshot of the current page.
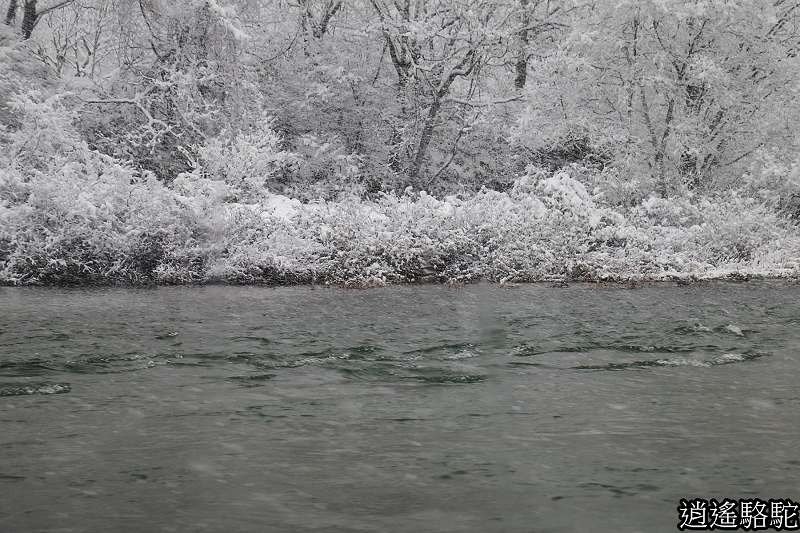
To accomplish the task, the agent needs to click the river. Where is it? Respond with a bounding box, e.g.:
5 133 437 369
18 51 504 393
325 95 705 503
1 282 799 532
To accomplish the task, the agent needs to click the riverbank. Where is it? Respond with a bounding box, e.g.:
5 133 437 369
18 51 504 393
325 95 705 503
2 165 799 287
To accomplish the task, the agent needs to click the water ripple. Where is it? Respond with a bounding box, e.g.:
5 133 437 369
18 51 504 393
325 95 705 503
573 351 770 371
0 382 71 397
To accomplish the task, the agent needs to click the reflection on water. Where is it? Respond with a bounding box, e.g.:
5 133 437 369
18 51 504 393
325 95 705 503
1 282 799 532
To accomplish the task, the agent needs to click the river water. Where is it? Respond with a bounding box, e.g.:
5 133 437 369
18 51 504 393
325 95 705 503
1 282 799 532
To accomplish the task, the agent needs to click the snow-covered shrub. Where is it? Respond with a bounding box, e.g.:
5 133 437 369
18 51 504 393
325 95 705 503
741 150 800 219
289 192 477 286
0 149 203 284
689 196 789 264
283 133 363 200
2 148 799 285
0 25 55 133
536 170 595 212
512 167 596 216
194 119 299 202
193 125 364 203
512 124 613 172
635 195 703 227
591 165 652 207
1 92 82 173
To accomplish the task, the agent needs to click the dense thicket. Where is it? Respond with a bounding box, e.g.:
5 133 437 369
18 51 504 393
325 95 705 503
1 0 800 285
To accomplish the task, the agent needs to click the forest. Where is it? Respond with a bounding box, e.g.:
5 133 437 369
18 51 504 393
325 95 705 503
1 0 800 285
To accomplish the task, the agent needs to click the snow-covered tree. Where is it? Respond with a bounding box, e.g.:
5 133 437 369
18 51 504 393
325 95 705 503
545 0 800 196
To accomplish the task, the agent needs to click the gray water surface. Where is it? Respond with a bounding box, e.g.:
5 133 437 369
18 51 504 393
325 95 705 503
1 282 799 532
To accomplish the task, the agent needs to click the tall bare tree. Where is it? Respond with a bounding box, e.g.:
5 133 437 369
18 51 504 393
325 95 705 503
370 0 519 184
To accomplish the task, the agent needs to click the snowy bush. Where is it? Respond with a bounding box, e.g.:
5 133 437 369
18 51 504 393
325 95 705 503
285 133 363 200
1 92 81 174
0 149 202 284
635 195 703 227
741 150 800 219
194 119 299 202
2 149 799 285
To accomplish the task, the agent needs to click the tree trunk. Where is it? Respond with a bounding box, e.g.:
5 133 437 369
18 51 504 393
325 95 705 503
678 83 705 188
655 96 675 196
4 0 18 26
387 74 410 174
514 0 529 89
314 0 342 39
21 0 36 39
410 97 442 185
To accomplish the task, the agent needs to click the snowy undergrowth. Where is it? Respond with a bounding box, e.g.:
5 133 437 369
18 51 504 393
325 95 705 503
2 159 799 286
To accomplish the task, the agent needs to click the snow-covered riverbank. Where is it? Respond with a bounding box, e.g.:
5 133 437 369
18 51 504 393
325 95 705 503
3 161 799 286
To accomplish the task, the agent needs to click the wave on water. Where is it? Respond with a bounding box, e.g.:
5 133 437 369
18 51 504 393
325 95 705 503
404 343 477 358
573 352 770 371
443 349 481 361
511 320 759 371
513 343 705 357
672 323 713 334
63 353 165 374
720 324 745 337
0 360 55 377
283 354 489 384
253 351 354 370
0 382 71 397
412 374 486 384
226 374 277 387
